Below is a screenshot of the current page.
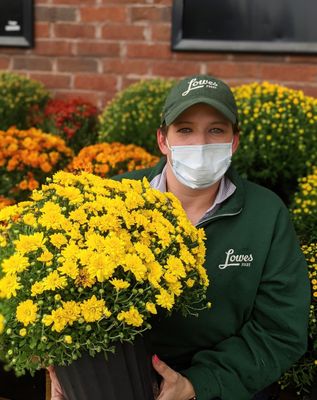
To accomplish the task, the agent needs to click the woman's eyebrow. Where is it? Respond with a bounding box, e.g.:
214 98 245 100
209 120 229 125
173 119 230 125
173 120 194 125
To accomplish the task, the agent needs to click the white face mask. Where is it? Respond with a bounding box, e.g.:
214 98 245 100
166 140 232 189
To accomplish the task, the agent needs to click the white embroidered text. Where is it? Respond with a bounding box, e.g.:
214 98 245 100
218 249 253 270
182 78 218 96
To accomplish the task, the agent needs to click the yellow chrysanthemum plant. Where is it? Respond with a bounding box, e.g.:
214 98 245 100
98 78 176 155
0 71 50 131
279 168 317 395
0 127 73 202
0 171 209 376
232 82 317 205
291 166 317 244
279 243 317 395
67 142 160 177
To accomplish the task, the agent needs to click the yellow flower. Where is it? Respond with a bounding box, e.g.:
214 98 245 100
117 306 144 327
0 314 5 333
2 254 29 275
42 308 68 332
43 271 68 291
164 272 178 283
103 235 127 259
61 301 81 324
16 299 38 326
85 232 107 251
69 208 87 224
147 261 163 287
37 248 53 263
0 235 7 247
134 242 155 263
64 335 72 344
145 302 157 314
89 214 120 232
155 288 175 310
80 295 111 322
42 302 80 332
23 213 37 226
0 274 22 298
19 328 27 336
124 191 145 210
38 202 68 230
87 253 116 282
186 278 195 288
179 247 195 266
31 281 45 296
31 191 43 201
50 233 67 248
54 185 83 204
74 267 96 288
58 260 79 279
61 243 80 262
168 281 183 297
166 256 186 278
197 265 209 287
123 253 147 281
14 232 45 254
0 204 20 222
110 278 130 291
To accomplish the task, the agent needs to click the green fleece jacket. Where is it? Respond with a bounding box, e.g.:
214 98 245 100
113 158 311 400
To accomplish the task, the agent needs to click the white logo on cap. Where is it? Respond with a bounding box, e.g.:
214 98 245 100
182 78 218 96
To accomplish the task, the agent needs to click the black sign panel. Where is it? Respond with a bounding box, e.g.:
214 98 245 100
0 0 33 47
172 0 317 53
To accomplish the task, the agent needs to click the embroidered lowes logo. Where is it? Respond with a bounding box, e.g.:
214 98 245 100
218 249 253 270
182 78 218 96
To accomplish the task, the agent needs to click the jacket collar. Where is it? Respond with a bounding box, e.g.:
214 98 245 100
146 157 167 180
207 165 245 222
149 158 245 223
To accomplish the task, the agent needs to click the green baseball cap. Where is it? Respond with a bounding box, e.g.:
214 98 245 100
161 74 238 126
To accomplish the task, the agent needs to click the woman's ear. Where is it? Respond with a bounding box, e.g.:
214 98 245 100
232 133 240 155
157 129 169 156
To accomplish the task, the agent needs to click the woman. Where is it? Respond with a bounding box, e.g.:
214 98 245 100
49 75 310 400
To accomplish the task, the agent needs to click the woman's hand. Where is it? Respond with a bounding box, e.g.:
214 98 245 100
47 366 65 400
152 355 196 400
48 356 196 400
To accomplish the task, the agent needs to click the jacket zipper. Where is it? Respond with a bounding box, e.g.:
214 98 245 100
197 208 243 228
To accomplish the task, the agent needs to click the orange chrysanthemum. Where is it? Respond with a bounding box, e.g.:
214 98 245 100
68 142 159 177
0 127 73 201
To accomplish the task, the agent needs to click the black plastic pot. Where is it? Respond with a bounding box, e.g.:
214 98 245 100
0 362 45 400
55 336 157 400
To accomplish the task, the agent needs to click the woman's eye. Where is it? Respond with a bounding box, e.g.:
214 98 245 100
177 127 192 133
209 127 223 134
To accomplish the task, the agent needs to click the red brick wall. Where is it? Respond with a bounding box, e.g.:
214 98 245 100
1 0 317 108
